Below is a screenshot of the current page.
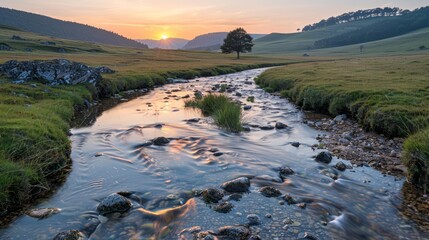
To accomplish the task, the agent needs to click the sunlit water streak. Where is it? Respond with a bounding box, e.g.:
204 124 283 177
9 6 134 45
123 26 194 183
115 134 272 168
0 68 427 239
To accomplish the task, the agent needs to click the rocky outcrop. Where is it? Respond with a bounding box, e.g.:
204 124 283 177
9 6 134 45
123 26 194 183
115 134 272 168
0 59 114 85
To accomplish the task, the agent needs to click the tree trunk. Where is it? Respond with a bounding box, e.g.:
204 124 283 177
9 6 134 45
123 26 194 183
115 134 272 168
236 51 240 59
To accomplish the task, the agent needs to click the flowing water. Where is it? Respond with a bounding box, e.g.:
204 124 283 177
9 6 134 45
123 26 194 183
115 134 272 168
0 68 427 239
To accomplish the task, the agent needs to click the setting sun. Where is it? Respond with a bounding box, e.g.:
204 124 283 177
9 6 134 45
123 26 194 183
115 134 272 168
161 34 169 40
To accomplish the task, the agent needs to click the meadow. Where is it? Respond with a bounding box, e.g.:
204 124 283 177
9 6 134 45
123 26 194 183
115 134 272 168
255 55 429 191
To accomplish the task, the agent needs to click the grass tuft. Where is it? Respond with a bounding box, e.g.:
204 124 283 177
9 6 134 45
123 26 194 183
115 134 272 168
185 94 243 132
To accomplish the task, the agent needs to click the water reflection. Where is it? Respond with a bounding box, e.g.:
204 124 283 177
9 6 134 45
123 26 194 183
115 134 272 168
0 69 427 239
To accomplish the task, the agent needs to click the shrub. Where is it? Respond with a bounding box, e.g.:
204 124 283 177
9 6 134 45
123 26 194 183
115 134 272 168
403 128 429 193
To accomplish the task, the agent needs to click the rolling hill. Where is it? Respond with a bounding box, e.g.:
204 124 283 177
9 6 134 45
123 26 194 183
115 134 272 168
0 7 148 49
183 32 266 51
136 38 189 49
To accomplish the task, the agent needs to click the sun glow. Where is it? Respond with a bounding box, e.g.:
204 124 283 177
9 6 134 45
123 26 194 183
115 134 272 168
161 34 169 40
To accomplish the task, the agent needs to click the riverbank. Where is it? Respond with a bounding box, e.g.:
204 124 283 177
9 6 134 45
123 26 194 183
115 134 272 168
255 55 429 193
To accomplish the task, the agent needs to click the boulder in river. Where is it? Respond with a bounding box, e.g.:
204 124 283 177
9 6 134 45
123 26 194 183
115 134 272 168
213 201 234 213
275 122 288 129
221 177 250 193
260 186 282 198
153 137 170 146
334 161 347 171
315 151 333 164
202 188 224 203
96 193 132 216
53 230 86 240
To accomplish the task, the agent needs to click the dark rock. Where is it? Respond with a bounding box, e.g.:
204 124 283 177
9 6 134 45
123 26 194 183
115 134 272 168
217 226 250 240
242 125 251 132
53 230 86 240
260 186 282 198
213 152 224 157
153 137 170 146
194 91 203 99
320 169 338 180
202 188 224 203
291 142 300 147
96 193 132 216
0 43 12 51
208 148 219 153
334 161 347 171
235 92 242 97
283 194 298 205
247 214 261 225
213 201 234 213
260 125 274 130
275 122 288 129
0 59 113 85
95 66 115 74
298 232 318 240
182 94 191 99
279 166 295 178
186 118 200 123
197 231 215 240
243 105 252 111
228 193 243 201
315 151 332 164
221 177 250 193
12 35 25 41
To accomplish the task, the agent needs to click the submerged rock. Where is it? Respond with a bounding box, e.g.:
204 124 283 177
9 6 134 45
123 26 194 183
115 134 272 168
96 193 132 216
315 151 333 164
291 142 301 148
243 105 252 111
221 177 250 193
53 230 86 240
26 208 61 219
153 137 170 146
216 226 250 240
213 201 234 213
260 186 282 198
202 188 224 203
275 122 288 129
279 166 295 179
334 161 347 171
260 125 274 131
247 214 261 226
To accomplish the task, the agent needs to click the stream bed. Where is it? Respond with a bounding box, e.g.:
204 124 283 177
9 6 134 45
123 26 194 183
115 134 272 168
0 68 427 239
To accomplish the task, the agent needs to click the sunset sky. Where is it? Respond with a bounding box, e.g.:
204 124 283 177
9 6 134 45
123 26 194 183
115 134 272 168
1 0 426 40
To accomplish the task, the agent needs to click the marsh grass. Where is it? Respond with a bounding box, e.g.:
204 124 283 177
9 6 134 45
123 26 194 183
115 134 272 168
403 128 429 193
185 94 243 132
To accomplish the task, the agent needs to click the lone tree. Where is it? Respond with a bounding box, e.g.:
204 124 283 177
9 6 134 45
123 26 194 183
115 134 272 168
221 28 254 59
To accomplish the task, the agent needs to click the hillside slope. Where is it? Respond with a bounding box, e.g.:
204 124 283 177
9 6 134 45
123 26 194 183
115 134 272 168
136 38 189 49
253 18 384 54
183 32 265 51
0 7 147 49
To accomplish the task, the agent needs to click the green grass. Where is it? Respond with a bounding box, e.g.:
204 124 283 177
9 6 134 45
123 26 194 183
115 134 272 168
256 55 429 191
403 129 429 193
185 94 243 132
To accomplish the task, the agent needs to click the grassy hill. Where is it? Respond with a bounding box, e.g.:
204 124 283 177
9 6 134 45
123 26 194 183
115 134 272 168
253 17 429 56
253 18 385 54
0 7 147 49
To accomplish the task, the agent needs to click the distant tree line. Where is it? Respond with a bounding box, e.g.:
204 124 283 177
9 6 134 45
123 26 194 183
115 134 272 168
314 6 429 48
302 7 409 32
0 7 148 49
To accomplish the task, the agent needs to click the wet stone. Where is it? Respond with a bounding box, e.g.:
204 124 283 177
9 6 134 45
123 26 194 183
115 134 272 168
153 137 170 146
221 177 250 193
260 186 282 198
208 147 220 153
202 188 224 203
243 105 252 111
217 226 250 240
53 230 86 240
298 232 318 240
228 193 243 201
283 194 298 205
334 161 347 171
260 125 274 130
213 201 234 213
279 166 295 178
275 122 288 129
315 151 333 164
96 193 132 216
247 214 261 226
213 152 224 157
291 142 301 147
26 208 60 219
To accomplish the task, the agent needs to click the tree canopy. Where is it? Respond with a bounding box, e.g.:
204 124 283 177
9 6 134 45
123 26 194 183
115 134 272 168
221 28 254 59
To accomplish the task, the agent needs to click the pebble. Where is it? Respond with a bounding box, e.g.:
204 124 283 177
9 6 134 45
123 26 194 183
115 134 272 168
247 214 261 225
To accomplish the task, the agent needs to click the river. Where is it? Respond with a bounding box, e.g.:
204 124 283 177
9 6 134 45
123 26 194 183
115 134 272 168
0 68 427 239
